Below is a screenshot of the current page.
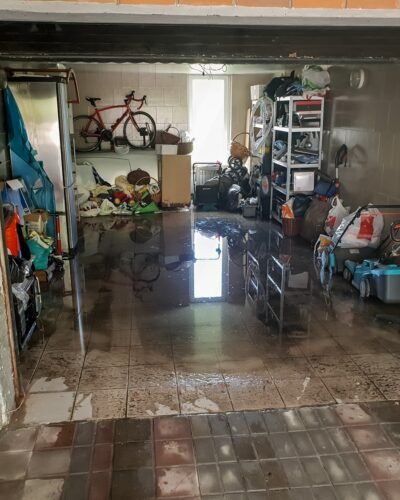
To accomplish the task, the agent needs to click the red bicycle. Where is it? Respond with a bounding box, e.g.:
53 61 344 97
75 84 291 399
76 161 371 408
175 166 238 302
73 90 156 152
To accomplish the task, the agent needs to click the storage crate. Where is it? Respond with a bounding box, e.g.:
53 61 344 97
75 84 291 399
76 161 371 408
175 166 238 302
242 205 257 218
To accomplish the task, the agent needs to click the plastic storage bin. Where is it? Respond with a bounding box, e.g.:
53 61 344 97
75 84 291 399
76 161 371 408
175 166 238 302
242 205 257 218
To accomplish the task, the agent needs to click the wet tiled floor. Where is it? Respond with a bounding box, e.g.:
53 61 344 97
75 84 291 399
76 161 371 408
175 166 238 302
15 212 400 424
2 403 400 499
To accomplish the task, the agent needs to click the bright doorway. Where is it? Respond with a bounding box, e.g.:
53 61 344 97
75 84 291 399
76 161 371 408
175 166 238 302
188 76 231 164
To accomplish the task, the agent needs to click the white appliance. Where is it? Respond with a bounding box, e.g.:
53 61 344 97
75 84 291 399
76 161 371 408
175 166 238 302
9 78 78 253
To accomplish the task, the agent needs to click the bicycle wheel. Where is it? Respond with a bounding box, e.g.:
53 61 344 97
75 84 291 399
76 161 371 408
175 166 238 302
123 111 156 149
73 115 102 152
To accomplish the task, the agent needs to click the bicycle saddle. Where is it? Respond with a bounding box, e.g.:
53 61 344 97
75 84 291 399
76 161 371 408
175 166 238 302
86 97 101 107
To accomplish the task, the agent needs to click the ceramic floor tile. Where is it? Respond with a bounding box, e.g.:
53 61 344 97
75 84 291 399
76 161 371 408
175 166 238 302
156 466 200 497
127 387 180 417
84 347 130 367
347 424 394 450
351 353 400 376
130 345 174 368
379 480 400 500
266 358 314 380
175 362 222 380
218 359 271 378
72 389 127 420
334 335 389 355
0 451 31 481
114 441 153 469
298 338 345 357
91 315 132 331
22 478 64 500
370 373 400 400
90 329 131 348
255 339 304 359
217 342 264 362
114 418 151 443
225 377 284 411
0 480 25 500
363 449 400 480
78 366 128 391
12 392 74 425
322 376 385 403
128 364 177 390
155 439 195 466
274 377 334 407
131 329 172 346
35 423 75 449
154 415 191 440
176 368 225 392
0 427 37 452
179 383 233 414
111 468 155 499
335 403 375 425
173 344 219 365
29 365 82 393
27 449 71 478
45 330 90 352
35 350 85 369
307 356 362 378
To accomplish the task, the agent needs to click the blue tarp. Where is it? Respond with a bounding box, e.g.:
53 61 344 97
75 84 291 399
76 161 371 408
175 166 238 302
4 87 56 237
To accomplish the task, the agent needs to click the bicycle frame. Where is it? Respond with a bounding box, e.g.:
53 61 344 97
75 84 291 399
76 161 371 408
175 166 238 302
92 104 131 133
85 95 146 136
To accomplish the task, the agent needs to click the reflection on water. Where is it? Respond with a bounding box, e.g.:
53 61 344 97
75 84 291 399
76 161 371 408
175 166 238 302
71 212 400 337
192 230 223 300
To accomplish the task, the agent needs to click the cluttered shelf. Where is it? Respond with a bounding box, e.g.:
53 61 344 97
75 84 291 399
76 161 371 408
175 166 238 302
274 126 322 133
273 159 320 169
272 183 314 197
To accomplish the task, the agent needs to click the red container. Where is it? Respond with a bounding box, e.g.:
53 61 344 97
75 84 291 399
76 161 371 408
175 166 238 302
282 217 302 237
5 211 20 257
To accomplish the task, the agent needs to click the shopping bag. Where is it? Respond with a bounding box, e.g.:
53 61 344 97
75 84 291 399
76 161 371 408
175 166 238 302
324 196 349 236
333 207 384 248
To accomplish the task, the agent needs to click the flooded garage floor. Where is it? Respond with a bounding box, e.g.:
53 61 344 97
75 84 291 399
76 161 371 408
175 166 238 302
15 212 400 425
2 403 400 499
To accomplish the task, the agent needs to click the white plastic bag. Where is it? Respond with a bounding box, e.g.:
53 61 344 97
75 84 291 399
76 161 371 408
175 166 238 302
333 207 384 249
99 199 115 216
302 65 330 90
79 201 100 218
324 196 349 236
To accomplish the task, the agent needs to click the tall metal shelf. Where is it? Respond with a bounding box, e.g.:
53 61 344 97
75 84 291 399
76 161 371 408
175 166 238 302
270 96 324 224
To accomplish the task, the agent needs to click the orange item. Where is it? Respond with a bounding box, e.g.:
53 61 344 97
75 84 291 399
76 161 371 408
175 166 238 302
5 211 20 257
55 215 62 256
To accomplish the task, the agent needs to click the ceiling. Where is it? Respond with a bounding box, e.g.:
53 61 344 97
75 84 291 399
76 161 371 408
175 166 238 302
1 22 400 63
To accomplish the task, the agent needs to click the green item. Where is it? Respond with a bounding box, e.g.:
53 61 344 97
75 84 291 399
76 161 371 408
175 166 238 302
27 239 52 270
134 202 160 215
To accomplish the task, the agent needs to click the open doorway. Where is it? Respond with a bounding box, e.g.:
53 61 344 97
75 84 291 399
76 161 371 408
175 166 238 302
189 75 231 164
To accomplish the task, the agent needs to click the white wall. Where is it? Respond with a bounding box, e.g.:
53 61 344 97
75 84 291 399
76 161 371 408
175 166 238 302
323 64 400 207
72 64 188 136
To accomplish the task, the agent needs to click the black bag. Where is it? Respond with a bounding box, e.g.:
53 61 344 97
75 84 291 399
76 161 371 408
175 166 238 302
264 71 295 101
292 195 312 218
226 185 241 212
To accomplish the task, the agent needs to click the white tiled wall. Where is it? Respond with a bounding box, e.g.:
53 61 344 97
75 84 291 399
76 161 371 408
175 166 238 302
72 64 188 137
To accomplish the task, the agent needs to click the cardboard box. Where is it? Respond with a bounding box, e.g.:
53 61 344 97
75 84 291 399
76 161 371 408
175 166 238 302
155 144 178 155
25 210 49 234
158 155 191 207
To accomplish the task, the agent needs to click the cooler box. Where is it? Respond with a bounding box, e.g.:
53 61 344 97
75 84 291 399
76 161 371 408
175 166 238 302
372 267 400 304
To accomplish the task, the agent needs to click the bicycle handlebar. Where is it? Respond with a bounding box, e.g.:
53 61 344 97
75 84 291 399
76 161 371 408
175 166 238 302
125 90 146 104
